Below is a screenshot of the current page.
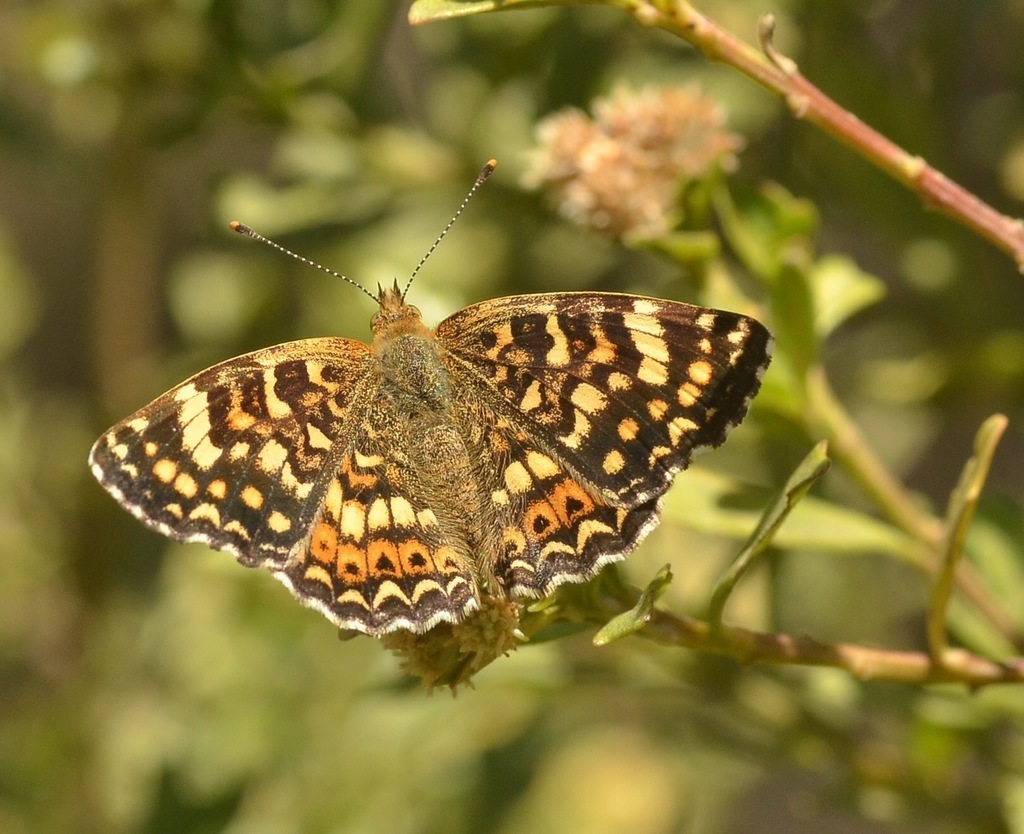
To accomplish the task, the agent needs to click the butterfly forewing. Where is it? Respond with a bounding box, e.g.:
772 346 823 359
89 338 374 566
436 292 772 507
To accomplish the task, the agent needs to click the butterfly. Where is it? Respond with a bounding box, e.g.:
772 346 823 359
89 165 771 637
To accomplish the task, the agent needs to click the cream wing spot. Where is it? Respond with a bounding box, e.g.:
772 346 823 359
728 326 747 344
416 509 438 528
603 449 625 475
337 589 371 610
587 338 616 365
526 451 560 480
570 382 608 415
262 368 294 419
607 372 632 392
192 436 223 470
306 423 332 450
267 511 292 534
504 461 532 494
649 446 672 464
559 410 591 450
618 417 639 441
647 399 669 420
545 316 570 366
304 565 334 589
324 478 343 521
411 579 445 603
340 502 366 543
189 503 221 526
637 356 669 386
577 518 615 550
540 541 575 559
173 383 198 403
390 496 416 527
223 520 251 541
503 527 528 555
668 416 698 445
631 298 660 316
367 498 390 531
153 458 177 483
257 439 288 474
629 327 670 365
178 390 211 451
241 486 263 509
678 381 701 407
227 406 256 432
354 450 384 468
521 380 543 412
279 461 309 497
688 360 713 385
173 472 198 498
373 580 412 609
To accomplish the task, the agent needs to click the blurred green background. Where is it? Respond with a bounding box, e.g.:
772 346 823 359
2 1 1024 832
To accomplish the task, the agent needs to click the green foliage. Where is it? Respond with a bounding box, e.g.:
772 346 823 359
2 1 1024 833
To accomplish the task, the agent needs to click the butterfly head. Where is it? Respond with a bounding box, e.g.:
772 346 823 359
371 279 425 337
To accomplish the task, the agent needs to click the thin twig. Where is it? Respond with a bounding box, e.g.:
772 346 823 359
627 0 1024 271
637 609 1024 687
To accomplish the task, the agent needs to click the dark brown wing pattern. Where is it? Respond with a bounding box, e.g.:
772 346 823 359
437 292 772 508
89 338 374 568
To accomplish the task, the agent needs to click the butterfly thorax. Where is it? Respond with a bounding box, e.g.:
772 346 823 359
363 285 498 590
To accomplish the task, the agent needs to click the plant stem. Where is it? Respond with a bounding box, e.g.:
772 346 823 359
805 367 1020 647
635 609 1024 687
805 367 941 545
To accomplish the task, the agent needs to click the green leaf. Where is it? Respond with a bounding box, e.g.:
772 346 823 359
633 231 721 264
928 414 1009 658
593 565 673 646
715 182 818 282
663 466 920 562
707 441 830 629
409 0 607 25
771 261 819 382
966 510 1024 632
811 254 887 336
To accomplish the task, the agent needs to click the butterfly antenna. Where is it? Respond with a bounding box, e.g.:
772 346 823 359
401 159 497 300
229 221 378 304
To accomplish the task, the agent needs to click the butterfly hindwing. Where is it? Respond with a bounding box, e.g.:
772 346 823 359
468 407 661 598
274 439 479 635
